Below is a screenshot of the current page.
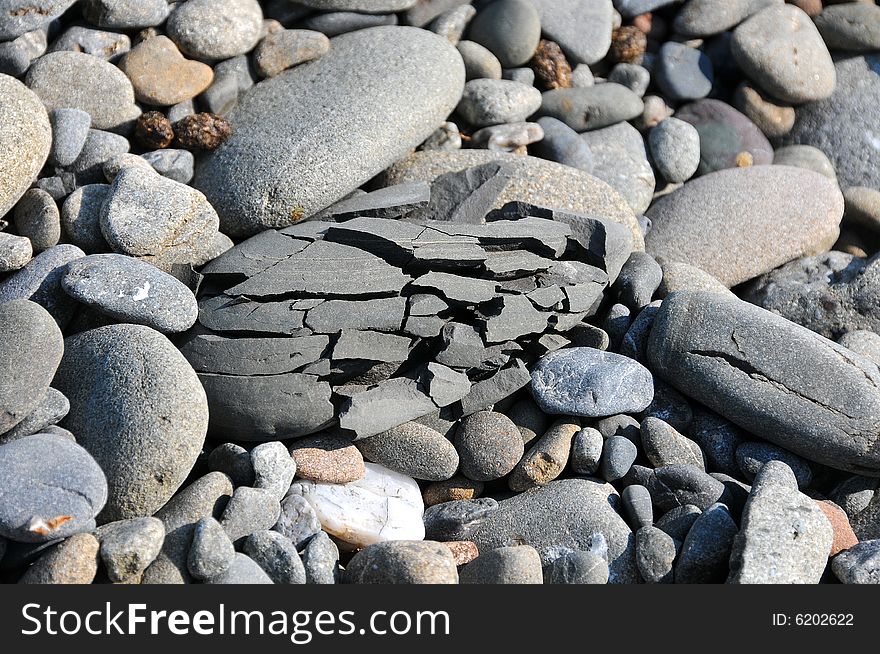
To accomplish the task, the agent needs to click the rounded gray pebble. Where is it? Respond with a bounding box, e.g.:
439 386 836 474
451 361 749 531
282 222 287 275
459 544 542 584
61 254 199 334
0 387 69 444
220 486 281 545
243 530 306 584
82 0 170 29
533 116 594 173
188 516 235 581
49 107 91 168
467 0 541 68
96 516 165 583
454 410 524 481
570 426 603 475
544 550 609 584
301 531 339 584
456 39 502 80
205 552 273 584
600 435 638 482
141 149 195 184
0 232 32 273
622 484 653 530
274 493 322 549
654 42 713 103
457 78 542 127
208 442 255 487
166 0 263 61
251 441 296 501
635 525 676 584
649 117 700 184
0 433 107 543
357 421 459 481
54 324 209 521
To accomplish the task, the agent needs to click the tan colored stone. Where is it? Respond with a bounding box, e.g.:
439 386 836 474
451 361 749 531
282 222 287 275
290 433 365 484
120 36 213 106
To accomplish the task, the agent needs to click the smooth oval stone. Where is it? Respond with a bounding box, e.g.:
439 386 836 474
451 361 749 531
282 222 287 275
531 347 654 418
356 421 459 482
645 166 843 287
0 233 32 273
780 55 880 190
382 150 644 249
467 0 541 68
0 74 51 218
815 4 880 53
0 433 107 543
54 324 209 521
580 121 655 214
61 254 198 333
647 291 880 475
470 478 638 583
0 299 63 433
528 0 612 65
0 1 77 40
675 99 772 174
166 0 263 61
290 462 424 548
25 51 140 131
650 118 701 184
674 0 780 37
538 83 644 132
772 144 835 180
731 4 835 104
193 26 464 237
654 42 713 103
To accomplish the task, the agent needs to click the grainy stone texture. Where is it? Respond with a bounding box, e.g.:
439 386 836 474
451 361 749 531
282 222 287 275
648 292 880 475
54 325 209 521
729 461 833 584
645 166 843 287
0 74 51 218
193 27 465 237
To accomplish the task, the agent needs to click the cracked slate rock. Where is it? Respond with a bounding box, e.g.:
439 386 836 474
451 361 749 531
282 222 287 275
0 299 63 434
61 254 198 334
193 26 464 237
645 165 843 288
381 150 644 249
54 324 209 521
0 74 50 220
0 433 107 543
728 461 833 584
648 291 880 475
531 347 654 418
470 478 638 583
742 251 880 341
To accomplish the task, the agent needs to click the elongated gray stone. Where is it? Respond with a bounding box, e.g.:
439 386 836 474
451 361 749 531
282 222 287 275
193 26 464 236
648 291 880 475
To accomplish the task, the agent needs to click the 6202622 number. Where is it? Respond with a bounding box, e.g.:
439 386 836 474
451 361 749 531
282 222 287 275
795 614 854 626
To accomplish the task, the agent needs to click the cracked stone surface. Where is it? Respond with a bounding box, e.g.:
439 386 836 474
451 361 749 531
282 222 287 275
648 291 880 474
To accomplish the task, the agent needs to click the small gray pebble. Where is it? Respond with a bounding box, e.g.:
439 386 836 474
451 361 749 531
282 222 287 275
457 39 502 80
543 550 609 584
459 544 542 584
220 486 281 545
457 78 542 128
208 442 255 487
571 426 603 475
301 531 339 584
274 493 321 549
96 516 165 583
251 441 296 501
649 117 700 184
635 525 676 583
205 552 273 584
600 435 638 482
60 185 111 254
622 484 653 530
244 530 306 584
13 188 60 253
188 516 235 581
49 108 91 168
608 63 650 97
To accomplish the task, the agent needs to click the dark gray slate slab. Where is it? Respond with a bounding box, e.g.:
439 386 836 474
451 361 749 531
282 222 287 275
198 295 309 335
180 332 328 375
304 296 406 333
332 330 412 362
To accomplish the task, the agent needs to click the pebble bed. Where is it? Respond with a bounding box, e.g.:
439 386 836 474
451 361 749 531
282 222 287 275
0 0 879 585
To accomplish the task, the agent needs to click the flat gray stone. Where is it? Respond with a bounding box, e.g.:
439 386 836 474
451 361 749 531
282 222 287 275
199 372 333 441
61 254 198 333
531 347 654 418
54 324 209 521
193 26 464 237
180 332 328 376
338 376 438 439
539 84 644 132
647 291 880 475
674 0 779 37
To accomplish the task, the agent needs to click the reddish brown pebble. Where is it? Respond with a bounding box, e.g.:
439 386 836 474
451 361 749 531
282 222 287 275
609 26 647 65
173 113 232 151
786 0 823 18
530 39 572 90
422 475 484 507
135 111 175 149
816 500 859 556
290 433 365 484
443 540 479 566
